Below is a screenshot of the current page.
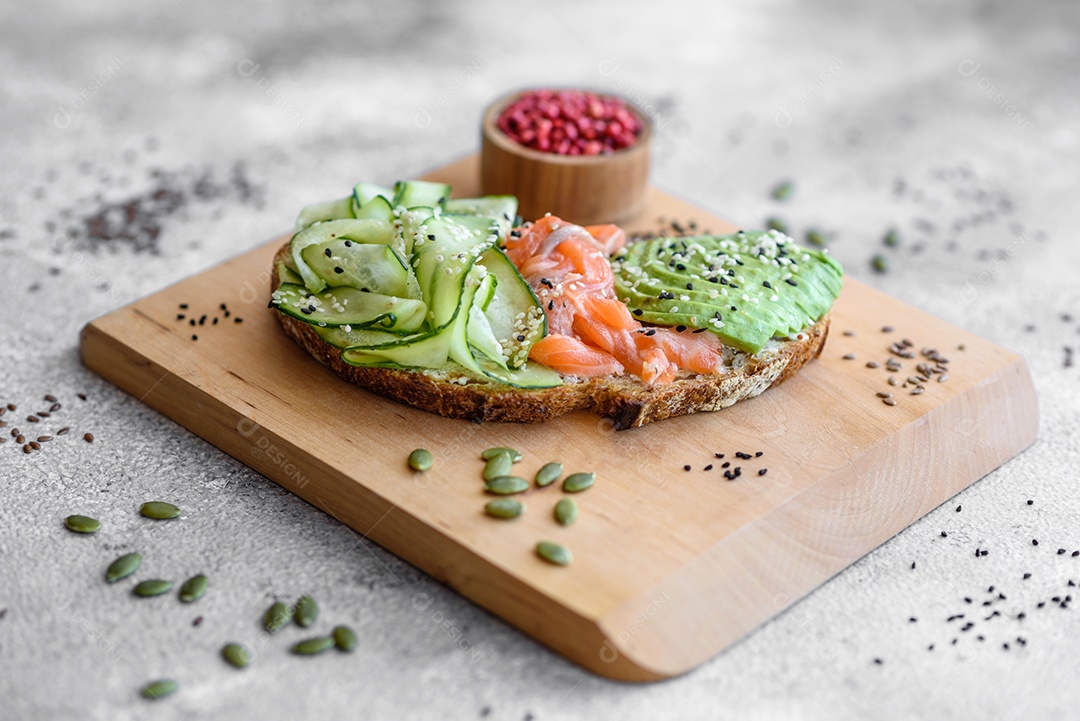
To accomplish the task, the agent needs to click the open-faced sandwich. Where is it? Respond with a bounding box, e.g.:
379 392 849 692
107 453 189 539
269 181 842 429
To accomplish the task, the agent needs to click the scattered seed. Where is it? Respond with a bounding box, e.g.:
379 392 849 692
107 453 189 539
536 541 572 566
554 498 578 526
57 427 70 435
15 434 25 444
332 625 358 652
842 353 856 360
876 391 892 398
133 580 174 597
106 552 142 583
481 447 523 462
562 472 596 493
294 595 318 628
938 374 949 383
140 501 181 520
221 642 251 669
44 394 57 402
483 452 514 482
770 180 794 201
882 326 894 333
179 574 208 603
883 228 900 247
37 436 52 443
140 679 178 700
765 217 788 234
485 476 529 495
408 448 433 472
26 415 39 423
64 514 100 534
883 398 897 406
263 602 292 633
534 462 563 488
84 433 94 443
871 255 889 273
758 468 768 476
485 498 525 519
866 361 880 368
22 444 31 453
291 636 335 656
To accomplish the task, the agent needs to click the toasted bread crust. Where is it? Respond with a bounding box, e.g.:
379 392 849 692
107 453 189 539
271 243 830 429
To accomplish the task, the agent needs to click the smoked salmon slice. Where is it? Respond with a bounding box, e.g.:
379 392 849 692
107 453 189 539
509 216 724 385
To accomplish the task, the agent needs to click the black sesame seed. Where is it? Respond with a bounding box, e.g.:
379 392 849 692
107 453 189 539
956 505 962 512
189 319 196 326
177 314 185 320
722 462 730 469
758 468 767 476
755 451 763 457
1023 573 1031 580
645 329 656 336
704 464 713 471
344 240 352 247
191 334 198 341
324 248 332 257
179 303 189 309
941 531 948 538
334 267 344 274
1033 539 1039 546
632 308 643 316
714 453 724 459
785 279 798 286
1059 548 1067 555
683 465 691 472
763 281 772 289
676 325 687 333
1026 499 1034 505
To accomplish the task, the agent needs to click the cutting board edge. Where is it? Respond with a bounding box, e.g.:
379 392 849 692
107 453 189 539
586 351 1039 679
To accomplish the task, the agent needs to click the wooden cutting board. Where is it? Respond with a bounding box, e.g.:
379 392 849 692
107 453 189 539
80 154 1038 681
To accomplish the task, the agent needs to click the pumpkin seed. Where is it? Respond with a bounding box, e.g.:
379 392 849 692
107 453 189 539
534 462 562 487
263 601 292 633
771 180 794 201
554 498 578 526
294 595 318 628
139 501 180 520
408 448 433 471
178 574 208 603
483 452 513 482
64 514 100 534
484 476 529 495
291 636 335 656
140 678 178 700
105 553 142 583
561 472 595 493
484 498 524 519
221 642 251 669
481 446 522 462
332 625 358 652
536 541 572 566
133 579 174 597
765 216 788 234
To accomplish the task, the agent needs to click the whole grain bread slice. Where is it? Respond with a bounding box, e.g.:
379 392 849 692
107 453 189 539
270 242 830 430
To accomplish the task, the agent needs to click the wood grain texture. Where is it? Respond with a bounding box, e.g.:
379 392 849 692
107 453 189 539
79 154 1038 681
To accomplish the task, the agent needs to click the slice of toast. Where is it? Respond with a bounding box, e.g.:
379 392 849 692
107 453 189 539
270 242 830 430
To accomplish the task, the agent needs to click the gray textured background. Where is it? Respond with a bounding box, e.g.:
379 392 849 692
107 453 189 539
2 0 1079 719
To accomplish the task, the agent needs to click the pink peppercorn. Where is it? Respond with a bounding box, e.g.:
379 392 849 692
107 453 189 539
496 89 643 156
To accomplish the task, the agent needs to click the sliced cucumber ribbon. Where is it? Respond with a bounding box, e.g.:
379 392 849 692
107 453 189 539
279 180 559 388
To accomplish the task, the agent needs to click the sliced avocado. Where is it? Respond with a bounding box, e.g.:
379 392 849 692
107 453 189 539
612 230 843 353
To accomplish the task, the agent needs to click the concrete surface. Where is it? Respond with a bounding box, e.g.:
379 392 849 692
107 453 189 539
2 0 1079 718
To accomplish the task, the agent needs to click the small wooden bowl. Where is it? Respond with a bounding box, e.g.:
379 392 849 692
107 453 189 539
480 90 653 226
